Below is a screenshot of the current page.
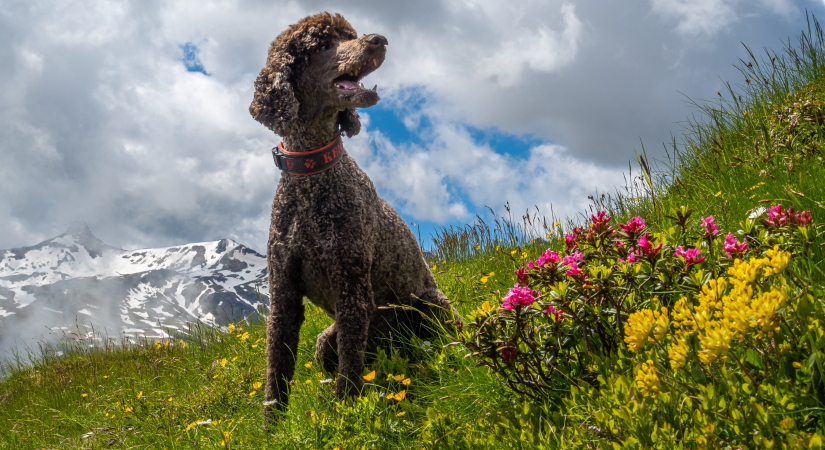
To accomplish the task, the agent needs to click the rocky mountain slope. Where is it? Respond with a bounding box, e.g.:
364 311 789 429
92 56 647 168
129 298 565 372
0 221 268 352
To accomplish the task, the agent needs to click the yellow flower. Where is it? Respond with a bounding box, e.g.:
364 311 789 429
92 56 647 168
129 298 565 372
167 397 174 402
363 371 376 382
227 324 236 333
393 374 406 382
402 378 411 386
125 406 133 412
304 361 313 369
510 250 517 255
249 391 256 397
387 390 407 401
698 320 735 364
396 411 406 417
238 332 249 341
652 307 670 342
765 246 791 275
220 358 227 368
750 286 788 336
635 360 661 398
103 375 109 379
668 337 690 370
81 393 88 398
431 264 437 271
793 362 803 369
714 191 722 197
671 297 693 329
480 272 494 284
477 301 495 315
252 382 263 390
698 278 727 310
136 391 143 399
521 252 528 259
727 258 766 284
179 340 188 349
305 380 312 384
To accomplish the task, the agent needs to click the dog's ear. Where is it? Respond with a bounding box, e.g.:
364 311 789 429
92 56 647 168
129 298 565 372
336 108 360 138
249 47 299 137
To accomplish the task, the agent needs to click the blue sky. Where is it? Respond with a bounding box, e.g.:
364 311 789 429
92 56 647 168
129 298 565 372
0 0 823 253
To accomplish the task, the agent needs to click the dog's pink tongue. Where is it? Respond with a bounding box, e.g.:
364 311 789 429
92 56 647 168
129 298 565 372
336 80 360 90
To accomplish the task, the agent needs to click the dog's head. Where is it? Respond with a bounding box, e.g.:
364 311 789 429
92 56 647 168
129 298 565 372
250 12 387 139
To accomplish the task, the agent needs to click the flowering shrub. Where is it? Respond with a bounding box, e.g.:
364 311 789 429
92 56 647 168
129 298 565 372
460 204 817 407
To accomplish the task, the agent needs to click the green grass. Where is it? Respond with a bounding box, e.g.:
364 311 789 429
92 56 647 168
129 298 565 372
5 15 825 450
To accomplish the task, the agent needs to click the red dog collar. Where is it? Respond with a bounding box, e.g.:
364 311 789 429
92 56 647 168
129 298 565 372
272 135 345 176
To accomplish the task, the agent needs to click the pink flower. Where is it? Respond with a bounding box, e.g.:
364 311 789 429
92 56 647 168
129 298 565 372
619 250 640 264
701 216 719 235
636 233 662 257
528 249 560 270
544 304 564 321
565 262 586 278
561 250 584 267
675 246 705 267
619 216 646 234
564 233 576 250
515 267 529 286
723 233 748 257
590 210 613 232
797 210 813 226
766 204 787 227
501 285 537 310
500 344 517 365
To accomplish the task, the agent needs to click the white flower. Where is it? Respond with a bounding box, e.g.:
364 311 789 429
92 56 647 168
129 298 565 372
196 419 213 425
748 206 766 219
262 400 278 406
319 378 333 384
421 341 433 352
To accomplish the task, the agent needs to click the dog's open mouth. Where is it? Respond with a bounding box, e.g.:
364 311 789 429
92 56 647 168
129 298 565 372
332 57 383 94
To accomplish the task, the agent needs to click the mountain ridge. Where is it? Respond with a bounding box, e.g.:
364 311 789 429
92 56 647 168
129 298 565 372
0 222 269 353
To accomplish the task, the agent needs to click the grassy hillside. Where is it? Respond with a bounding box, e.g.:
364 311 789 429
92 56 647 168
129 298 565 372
4 18 825 450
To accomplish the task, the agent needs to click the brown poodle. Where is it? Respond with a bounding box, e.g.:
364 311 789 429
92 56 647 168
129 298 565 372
249 12 453 421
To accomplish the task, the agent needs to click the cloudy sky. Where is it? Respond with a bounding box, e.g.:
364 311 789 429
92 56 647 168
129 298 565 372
0 0 821 252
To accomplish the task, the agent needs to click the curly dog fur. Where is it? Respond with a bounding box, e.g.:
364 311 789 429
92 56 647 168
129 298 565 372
249 12 452 421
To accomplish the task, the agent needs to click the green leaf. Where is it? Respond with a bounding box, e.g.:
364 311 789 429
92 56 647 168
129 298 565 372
745 349 763 369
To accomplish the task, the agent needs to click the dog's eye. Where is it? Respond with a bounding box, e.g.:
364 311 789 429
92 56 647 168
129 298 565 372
320 45 328 51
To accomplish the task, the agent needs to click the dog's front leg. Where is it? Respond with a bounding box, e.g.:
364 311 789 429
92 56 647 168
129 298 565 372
263 256 305 423
332 267 374 398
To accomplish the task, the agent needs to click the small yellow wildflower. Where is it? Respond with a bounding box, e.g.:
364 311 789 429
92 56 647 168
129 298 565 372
125 406 133 412
220 358 227 368
396 411 406 417
624 308 667 352
167 397 174 402
227 324 236 333
480 272 494 284
431 264 437 271
750 286 788 336
249 391 256 397
393 374 406 382
136 391 143 399
510 250 517 255
635 360 661 398
671 297 693 329
304 361 313 369
81 393 88 398
305 379 312 384
402 378 411 386
387 390 407 401
698 320 735 364
477 301 495 315
668 336 690 370
714 191 722 197
793 362 803 369
103 375 109 379
238 332 249 341
363 371 376 381
252 382 263 390
521 252 528 259
765 246 791 275
698 278 727 309
179 339 188 349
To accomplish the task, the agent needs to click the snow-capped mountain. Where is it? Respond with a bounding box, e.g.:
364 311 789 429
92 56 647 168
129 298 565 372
0 221 269 352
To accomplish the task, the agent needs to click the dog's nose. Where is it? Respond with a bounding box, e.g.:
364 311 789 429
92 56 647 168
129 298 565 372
365 34 388 46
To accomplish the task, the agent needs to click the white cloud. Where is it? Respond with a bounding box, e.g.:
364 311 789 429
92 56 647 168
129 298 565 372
348 110 625 225
0 0 819 252
650 0 741 37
